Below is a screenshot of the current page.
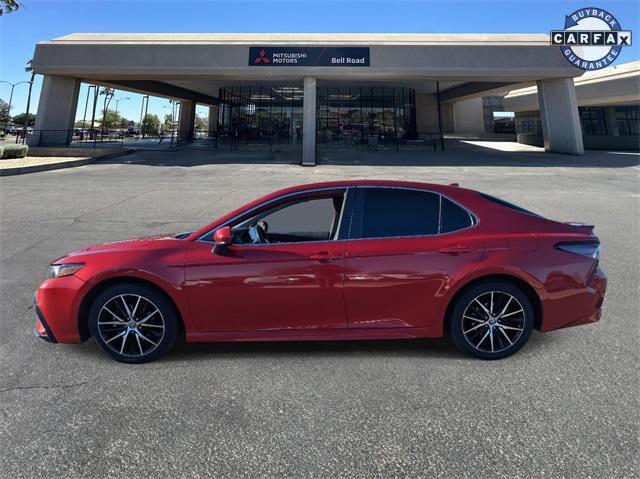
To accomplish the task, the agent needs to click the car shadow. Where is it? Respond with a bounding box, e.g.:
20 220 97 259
71 330 556 363
164 337 464 362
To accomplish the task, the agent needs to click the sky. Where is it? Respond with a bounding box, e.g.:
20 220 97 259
1 0 639 123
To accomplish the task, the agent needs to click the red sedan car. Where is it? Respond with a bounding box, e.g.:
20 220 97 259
34 180 606 363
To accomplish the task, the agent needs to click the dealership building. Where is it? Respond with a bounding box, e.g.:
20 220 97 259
30 33 632 164
504 60 639 151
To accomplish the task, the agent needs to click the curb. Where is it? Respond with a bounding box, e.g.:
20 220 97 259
0 149 135 176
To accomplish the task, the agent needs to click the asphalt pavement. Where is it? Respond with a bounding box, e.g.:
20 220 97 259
1 145 638 478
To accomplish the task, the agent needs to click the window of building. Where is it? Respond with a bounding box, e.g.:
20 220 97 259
579 107 607 136
316 87 417 146
518 120 539 134
615 105 639 136
217 86 304 145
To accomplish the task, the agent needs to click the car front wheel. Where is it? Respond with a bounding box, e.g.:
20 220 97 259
88 284 178 363
449 281 534 360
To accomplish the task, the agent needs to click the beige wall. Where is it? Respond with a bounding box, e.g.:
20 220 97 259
443 103 455 133
452 97 485 134
415 93 439 133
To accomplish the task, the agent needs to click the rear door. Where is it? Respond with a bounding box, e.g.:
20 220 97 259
343 187 484 329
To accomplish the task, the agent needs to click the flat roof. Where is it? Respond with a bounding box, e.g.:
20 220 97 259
44 32 552 46
505 60 640 99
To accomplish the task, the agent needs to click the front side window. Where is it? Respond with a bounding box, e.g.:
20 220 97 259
232 193 345 244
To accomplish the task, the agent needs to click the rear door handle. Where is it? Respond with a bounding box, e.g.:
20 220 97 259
309 251 343 261
437 245 473 255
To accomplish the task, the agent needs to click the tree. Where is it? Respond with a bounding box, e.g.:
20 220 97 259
11 112 35 127
195 114 208 131
119 117 131 129
101 109 125 129
99 87 115 132
0 99 8 125
0 0 21 15
141 113 160 135
163 113 173 131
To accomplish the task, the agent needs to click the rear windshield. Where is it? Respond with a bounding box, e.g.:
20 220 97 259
479 193 542 217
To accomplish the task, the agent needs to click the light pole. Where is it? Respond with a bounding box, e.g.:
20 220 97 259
0 80 32 133
139 95 149 138
81 85 96 139
113 97 130 130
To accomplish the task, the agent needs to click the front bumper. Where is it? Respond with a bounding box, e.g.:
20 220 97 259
33 274 86 344
33 293 57 343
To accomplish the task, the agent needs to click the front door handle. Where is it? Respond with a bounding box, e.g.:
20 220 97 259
437 245 473 255
309 251 343 262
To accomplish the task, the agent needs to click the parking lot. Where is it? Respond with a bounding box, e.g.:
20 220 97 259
0 145 638 478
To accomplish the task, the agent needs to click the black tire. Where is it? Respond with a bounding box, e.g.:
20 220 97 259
448 280 534 360
88 283 178 363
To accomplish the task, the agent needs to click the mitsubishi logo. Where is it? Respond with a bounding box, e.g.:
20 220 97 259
254 49 270 64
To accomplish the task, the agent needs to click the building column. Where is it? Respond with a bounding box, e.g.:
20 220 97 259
208 106 218 138
178 100 196 143
537 78 584 155
302 76 317 166
443 102 455 133
29 75 80 146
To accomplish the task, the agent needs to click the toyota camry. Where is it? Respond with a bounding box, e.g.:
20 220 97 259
34 180 607 363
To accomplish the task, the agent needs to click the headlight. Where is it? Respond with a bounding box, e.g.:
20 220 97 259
46 263 85 279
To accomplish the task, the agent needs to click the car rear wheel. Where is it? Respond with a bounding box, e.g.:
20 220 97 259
448 281 534 360
88 284 178 363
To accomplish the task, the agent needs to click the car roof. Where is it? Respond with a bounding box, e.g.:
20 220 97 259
268 180 466 196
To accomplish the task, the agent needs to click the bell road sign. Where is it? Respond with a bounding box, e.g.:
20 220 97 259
249 47 370 67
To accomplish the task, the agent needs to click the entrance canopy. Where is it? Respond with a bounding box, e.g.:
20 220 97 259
30 33 587 160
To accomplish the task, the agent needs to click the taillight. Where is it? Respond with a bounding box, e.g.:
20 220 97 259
554 241 600 260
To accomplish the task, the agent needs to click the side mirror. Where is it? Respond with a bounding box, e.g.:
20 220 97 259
212 226 233 254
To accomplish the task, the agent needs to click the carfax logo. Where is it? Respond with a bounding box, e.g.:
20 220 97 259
551 7 632 70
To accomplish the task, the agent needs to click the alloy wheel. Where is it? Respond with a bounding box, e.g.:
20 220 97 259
97 294 165 358
461 291 526 354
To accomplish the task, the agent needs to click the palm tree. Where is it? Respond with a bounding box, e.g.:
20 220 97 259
99 87 115 133
0 0 21 15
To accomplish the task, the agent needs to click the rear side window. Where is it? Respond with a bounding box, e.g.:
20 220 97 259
357 188 440 238
479 193 541 217
440 197 474 233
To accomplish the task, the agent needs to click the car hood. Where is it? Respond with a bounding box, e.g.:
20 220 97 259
55 234 181 261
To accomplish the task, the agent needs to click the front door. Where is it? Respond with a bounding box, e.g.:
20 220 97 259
185 190 350 333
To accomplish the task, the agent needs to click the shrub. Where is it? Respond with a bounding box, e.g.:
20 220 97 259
1 144 28 159
0 146 3 158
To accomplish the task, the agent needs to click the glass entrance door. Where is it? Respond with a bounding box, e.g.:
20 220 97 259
316 86 417 148
217 86 304 148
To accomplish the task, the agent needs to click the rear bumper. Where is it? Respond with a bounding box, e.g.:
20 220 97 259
541 267 607 332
